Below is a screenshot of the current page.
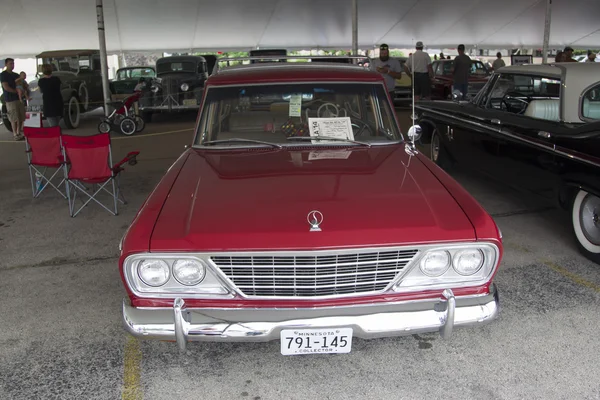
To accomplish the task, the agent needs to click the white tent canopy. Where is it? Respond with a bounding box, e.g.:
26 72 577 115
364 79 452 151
1 0 599 58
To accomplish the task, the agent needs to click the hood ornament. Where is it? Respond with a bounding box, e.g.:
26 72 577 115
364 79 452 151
307 210 324 232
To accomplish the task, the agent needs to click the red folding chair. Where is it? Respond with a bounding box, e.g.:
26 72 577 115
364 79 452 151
61 133 140 217
23 126 66 199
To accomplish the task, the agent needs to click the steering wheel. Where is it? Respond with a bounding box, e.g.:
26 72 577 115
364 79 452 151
351 119 374 137
501 91 530 114
317 102 340 118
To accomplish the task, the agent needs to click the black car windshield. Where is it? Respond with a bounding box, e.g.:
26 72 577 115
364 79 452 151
194 83 403 147
157 62 196 74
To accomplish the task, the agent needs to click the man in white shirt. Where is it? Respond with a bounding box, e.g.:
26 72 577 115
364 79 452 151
370 44 403 96
405 41 433 100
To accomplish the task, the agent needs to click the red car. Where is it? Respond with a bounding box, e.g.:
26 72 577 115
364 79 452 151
431 59 491 100
120 57 503 354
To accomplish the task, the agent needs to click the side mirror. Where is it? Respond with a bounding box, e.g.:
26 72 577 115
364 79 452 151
407 125 422 142
451 89 462 102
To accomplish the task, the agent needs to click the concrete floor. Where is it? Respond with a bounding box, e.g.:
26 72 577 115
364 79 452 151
0 108 599 400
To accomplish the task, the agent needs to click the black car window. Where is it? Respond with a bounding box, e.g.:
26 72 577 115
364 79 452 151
485 74 561 115
582 83 600 120
157 62 195 74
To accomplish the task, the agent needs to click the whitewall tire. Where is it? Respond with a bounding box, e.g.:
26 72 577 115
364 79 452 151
571 189 600 262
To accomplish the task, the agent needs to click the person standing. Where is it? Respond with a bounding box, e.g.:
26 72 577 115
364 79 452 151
492 52 505 71
370 44 403 97
452 44 471 100
405 41 433 100
1 58 26 140
563 46 578 62
585 51 596 62
37 64 63 127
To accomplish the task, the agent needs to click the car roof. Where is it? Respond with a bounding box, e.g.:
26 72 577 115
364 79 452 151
206 63 385 86
37 49 98 58
496 62 600 81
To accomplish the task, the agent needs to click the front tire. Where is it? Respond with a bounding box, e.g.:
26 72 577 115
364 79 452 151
119 116 136 136
430 128 453 170
98 119 111 134
78 83 89 112
63 96 80 129
571 189 600 264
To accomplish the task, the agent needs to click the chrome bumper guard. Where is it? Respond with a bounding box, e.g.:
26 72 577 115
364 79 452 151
123 285 499 351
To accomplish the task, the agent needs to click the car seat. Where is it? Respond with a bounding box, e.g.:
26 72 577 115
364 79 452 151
524 99 560 122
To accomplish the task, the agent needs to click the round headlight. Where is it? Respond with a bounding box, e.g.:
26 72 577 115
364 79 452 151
138 259 170 287
420 250 451 277
151 85 160 93
453 249 484 275
180 83 189 92
173 259 206 286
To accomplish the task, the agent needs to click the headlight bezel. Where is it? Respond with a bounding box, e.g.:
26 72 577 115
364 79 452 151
123 254 233 299
393 242 500 292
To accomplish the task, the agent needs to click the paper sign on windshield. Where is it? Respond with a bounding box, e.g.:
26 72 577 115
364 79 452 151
308 117 354 144
289 94 302 117
308 150 352 160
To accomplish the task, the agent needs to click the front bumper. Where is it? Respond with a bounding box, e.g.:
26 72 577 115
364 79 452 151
123 285 499 351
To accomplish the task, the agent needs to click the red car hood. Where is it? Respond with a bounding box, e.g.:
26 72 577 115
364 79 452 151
150 146 476 251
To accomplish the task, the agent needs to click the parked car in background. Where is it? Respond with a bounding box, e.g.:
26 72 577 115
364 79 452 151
110 66 155 98
138 55 209 122
2 49 106 131
415 62 600 264
430 59 491 100
120 56 503 353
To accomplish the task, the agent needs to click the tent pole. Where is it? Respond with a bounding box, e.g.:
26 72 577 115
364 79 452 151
352 0 358 55
96 0 112 116
542 0 552 64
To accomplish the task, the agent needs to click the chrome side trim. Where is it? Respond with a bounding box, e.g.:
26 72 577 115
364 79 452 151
417 106 600 169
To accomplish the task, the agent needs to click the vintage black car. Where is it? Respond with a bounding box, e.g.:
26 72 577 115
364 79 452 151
414 63 600 263
2 49 106 131
138 55 209 122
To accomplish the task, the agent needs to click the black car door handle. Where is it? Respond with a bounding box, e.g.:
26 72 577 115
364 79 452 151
490 118 501 125
538 131 551 139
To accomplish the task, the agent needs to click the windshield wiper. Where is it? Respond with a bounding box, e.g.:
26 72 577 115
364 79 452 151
286 136 371 147
202 138 282 149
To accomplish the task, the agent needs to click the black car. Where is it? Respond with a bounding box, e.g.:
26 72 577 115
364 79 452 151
414 63 600 264
139 55 209 122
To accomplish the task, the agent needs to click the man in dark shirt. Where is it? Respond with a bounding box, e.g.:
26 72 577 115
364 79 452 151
1 58 26 140
452 44 471 100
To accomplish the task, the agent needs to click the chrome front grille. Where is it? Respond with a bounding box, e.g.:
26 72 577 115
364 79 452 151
211 249 419 298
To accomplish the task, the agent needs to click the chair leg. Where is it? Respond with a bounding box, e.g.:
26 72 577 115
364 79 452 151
29 166 36 197
112 179 118 215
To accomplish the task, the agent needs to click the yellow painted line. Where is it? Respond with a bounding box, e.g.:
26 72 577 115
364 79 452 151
122 335 143 400
543 260 600 293
112 128 193 140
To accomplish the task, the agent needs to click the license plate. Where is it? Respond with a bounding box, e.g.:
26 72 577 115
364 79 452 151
183 99 197 106
280 328 353 355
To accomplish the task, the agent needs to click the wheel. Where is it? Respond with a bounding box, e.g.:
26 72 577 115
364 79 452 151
430 128 453 170
78 83 89 112
63 95 80 129
98 119 111 134
119 116 136 136
571 189 600 263
134 115 145 132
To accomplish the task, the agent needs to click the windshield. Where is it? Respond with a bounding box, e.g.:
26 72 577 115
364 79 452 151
194 83 403 147
116 67 155 80
157 61 196 74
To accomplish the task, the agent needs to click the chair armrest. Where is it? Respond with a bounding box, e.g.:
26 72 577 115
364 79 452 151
112 151 140 172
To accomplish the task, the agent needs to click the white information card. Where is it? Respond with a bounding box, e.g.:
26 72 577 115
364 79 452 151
308 117 354 144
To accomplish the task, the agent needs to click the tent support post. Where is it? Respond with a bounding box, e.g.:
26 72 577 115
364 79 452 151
542 0 552 64
96 0 112 117
352 0 358 55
